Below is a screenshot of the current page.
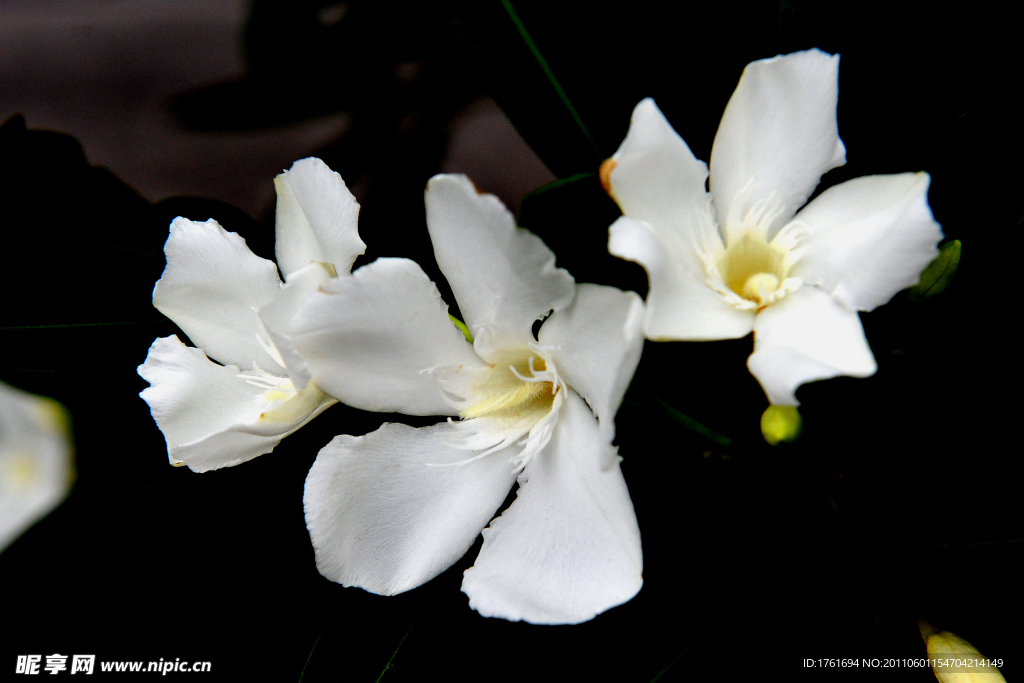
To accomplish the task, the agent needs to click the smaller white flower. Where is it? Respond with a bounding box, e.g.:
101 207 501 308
603 49 943 405
138 158 364 472
0 380 74 553
287 174 645 624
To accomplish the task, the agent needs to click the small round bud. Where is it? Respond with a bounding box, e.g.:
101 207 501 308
760 404 802 445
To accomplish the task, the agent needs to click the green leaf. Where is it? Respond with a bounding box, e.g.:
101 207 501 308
906 239 961 302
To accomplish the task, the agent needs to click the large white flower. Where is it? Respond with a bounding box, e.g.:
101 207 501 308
0 380 74 553
603 49 943 405
138 158 365 472
289 174 645 624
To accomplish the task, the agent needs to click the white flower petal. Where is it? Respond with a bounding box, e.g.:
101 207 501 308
609 216 754 340
274 157 365 280
138 336 335 472
537 283 644 452
424 174 575 353
606 98 719 248
153 217 284 371
788 172 942 311
303 421 519 596
0 382 73 552
710 49 847 238
748 286 877 405
291 257 484 416
258 262 335 391
462 391 643 624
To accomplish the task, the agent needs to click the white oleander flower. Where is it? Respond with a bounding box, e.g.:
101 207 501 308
0 381 74 552
288 174 645 624
138 158 365 472
603 49 943 405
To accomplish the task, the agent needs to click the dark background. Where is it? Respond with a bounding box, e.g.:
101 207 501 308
1 1 1017 680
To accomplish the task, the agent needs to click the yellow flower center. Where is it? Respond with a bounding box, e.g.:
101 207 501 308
460 352 557 421
718 233 789 306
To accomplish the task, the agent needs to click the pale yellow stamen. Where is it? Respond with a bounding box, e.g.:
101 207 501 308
743 273 780 302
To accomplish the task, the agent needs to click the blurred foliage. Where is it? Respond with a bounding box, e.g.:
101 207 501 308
906 240 961 302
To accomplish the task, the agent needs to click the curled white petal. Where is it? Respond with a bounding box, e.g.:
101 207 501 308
710 49 846 239
425 174 575 353
462 390 642 624
748 286 877 405
789 172 942 311
153 217 284 371
291 257 484 416
258 261 336 392
138 336 335 472
462 389 638 626
304 421 519 595
609 216 754 340
274 157 365 280
537 283 644 457
606 98 718 243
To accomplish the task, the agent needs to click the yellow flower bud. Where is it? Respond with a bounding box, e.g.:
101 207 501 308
760 405 802 445
918 620 1005 682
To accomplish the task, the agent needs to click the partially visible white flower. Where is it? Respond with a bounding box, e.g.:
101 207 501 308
603 49 943 405
0 380 74 552
288 174 645 624
138 158 365 472
919 620 1007 682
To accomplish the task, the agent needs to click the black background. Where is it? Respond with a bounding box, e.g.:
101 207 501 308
1 1 1017 681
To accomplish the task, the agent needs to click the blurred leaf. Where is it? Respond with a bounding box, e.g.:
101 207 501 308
498 0 596 151
517 172 645 292
297 625 325 683
649 642 694 683
375 621 415 683
658 398 733 447
906 239 961 302
440 1 601 177
519 171 595 213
